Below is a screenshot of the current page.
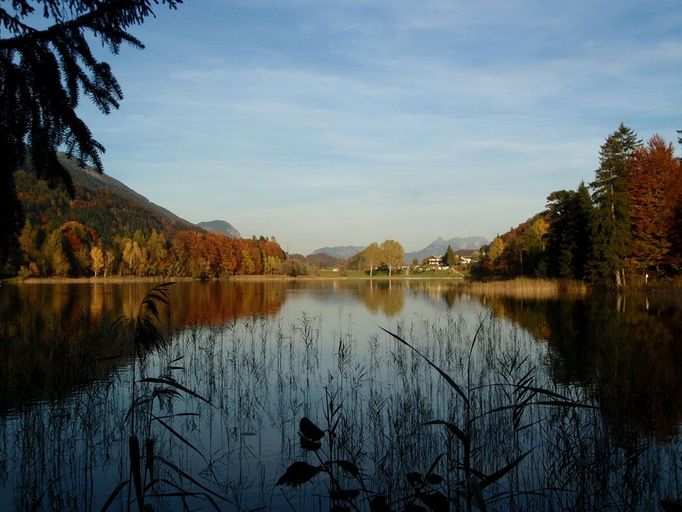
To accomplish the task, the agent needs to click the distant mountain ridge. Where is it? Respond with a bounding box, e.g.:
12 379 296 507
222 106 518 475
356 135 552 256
311 245 365 259
405 236 488 264
197 220 240 238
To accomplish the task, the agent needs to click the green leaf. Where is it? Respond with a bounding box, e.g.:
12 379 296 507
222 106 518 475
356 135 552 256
276 462 322 487
299 416 324 441
138 377 213 406
425 420 468 447
480 449 532 490
98 480 129 512
153 415 208 463
299 435 322 451
407 472 423 487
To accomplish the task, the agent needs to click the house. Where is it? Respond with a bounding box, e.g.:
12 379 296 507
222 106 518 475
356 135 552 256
424 255 444 269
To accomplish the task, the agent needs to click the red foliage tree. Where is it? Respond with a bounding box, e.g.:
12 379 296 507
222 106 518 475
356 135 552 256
625 135 682 274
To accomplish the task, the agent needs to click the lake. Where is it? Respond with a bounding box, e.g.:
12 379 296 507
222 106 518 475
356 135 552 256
0 280 681 511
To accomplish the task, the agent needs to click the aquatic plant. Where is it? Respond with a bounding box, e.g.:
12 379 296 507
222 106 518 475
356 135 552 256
277 316 599 511
102 283 227 511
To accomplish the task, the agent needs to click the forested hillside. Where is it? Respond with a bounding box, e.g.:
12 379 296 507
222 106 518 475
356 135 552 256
477 126 682 286
8 156 287 278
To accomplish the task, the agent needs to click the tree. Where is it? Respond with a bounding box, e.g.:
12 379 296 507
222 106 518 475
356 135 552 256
145 229 168 275
545 183 593 280
122 237 144 275
104 249 115 277
589 124 640 286
443 245 457 267
380 240 404 276
0 0 182 265
90 246 104 277
361 242 382 278
43 228 70 276
625 135 682 274
60 220 98 275
488 237 505 264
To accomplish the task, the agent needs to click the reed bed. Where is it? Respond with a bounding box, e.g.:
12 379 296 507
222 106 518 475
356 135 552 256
467 278 589 299
0 301 679 511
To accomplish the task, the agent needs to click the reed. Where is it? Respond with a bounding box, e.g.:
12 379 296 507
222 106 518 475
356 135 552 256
467 278 588 299
2 286 680 511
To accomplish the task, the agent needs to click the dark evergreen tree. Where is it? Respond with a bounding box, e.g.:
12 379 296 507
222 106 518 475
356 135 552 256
0 0 182 265
544 182 593 280
443 244 457 267
589 124 640 286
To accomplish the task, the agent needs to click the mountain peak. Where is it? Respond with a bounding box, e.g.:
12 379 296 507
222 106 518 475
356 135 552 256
196 220 240 238
405 236 488 264
311 245 365 260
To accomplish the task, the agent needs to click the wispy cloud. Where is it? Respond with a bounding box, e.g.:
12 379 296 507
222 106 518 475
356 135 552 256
83 0 682 254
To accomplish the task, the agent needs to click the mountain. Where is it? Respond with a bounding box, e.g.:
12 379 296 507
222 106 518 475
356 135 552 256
405 236 488 264
16 154 198 241
197 220 240 238
60 156 195 229
288 252 339 269
311 246 364 260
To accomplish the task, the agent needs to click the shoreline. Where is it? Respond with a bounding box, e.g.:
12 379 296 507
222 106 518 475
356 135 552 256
5 275 675 293
2 274 467 285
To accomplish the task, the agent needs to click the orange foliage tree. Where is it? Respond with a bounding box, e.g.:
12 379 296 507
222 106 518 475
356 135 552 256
170 231 286 278
60 221 100 276
625 135 682 274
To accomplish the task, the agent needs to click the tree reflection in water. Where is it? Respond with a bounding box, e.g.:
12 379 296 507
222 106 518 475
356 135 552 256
0 280 680 510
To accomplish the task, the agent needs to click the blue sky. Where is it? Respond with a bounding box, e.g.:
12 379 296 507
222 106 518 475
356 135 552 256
79 0 682 254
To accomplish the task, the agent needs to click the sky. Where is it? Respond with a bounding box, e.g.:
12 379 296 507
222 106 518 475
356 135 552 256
78 0 682 255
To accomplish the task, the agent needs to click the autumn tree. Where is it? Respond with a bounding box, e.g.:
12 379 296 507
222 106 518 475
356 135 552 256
121 237 144 275
589 124 640 286
90 246 104 277
358 243 382 277
60 221 99 275
43 229 70 276
145 230 168 276
380 240 404 276
18 220 48 275
104 249 116 277
0 0 182 265
484 236 506 274
625 135 682 274
488 217 544 277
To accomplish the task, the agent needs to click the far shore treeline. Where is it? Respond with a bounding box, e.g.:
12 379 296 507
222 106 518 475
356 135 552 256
5 124 682 285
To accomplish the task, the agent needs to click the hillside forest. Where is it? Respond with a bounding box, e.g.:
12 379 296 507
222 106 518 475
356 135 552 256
8 163 287 279
478 125 682 286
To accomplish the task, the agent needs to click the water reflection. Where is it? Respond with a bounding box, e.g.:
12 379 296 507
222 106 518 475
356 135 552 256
0 280 681 510
485 291 682 443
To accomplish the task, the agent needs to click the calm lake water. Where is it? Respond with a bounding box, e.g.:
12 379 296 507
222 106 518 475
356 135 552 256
0 280 681 511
